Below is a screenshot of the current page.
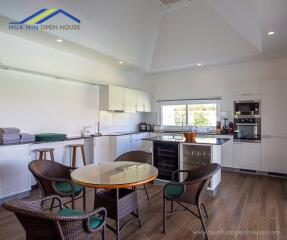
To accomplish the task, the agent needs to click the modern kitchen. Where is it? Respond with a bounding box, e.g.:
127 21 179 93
1 1 287 240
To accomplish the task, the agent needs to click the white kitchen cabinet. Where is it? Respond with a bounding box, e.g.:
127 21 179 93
233 81 261 101
262 79 287 137
0 145 31 199
136 91 151 112
216 135 234 168
136 90 144 112
142 91 151 112
131 133 150 152
100 85 151 113
234 142 261 170
109 135 133 161
99 85 124 111
124 88 136 112
261 136 287 173
94 136 110 163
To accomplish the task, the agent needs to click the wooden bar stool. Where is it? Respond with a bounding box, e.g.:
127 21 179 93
68 144 87 168
35 148 55 161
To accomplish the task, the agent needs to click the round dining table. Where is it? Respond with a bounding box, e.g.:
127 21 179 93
71 161 158 240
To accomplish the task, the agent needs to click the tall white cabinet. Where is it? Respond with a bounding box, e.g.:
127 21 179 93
261 79 287 173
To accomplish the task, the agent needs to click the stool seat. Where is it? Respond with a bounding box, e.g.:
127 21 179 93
67 144 86 168
68 144 84 148
34 148 55 161
34 148 55 152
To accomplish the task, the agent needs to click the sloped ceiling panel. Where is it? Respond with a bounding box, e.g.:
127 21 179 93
205 0 262 53
151 1 260 71
0 0 162 70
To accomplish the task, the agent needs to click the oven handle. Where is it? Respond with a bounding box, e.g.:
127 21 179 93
235 123 259 126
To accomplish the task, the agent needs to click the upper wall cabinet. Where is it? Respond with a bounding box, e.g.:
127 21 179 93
100 85 125 111
233 81 261 101
136 91 151 112
100 85 151 112
124 88 137 112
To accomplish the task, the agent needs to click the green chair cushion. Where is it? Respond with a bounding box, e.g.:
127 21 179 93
165 184 185 199
58 208 102 229
55 182 83 194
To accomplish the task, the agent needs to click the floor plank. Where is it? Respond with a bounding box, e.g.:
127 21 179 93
0 171 286 240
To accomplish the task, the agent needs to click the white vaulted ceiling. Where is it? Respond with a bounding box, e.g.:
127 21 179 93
0 0 287 73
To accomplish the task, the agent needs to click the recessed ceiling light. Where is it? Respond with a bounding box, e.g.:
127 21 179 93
267 31 275 36
197 63 202 66
56 39 63 43
119 61 124 64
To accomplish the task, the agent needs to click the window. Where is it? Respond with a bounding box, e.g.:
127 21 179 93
161 105 186 126
161 100 219 127
188 103 217 127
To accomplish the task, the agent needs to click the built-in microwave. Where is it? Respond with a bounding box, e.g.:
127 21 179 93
234 100 260 118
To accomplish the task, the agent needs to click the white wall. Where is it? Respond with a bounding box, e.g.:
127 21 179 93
0 70 99 136
0 33 148 135
145 57 287 123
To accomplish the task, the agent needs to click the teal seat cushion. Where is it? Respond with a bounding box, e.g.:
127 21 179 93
55 182 83 194
165 184 185 199
58 208 102 229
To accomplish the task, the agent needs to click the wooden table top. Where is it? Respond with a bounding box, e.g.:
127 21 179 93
71 161 158 189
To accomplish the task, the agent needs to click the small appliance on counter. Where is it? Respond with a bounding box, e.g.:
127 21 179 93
221 118 229 134
81 125 93 137
139 122 148 132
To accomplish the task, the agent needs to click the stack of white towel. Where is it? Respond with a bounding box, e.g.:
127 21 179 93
0 128 20 144
20 133 35 143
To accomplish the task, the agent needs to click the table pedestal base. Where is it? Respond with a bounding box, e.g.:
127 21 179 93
94 188 142 240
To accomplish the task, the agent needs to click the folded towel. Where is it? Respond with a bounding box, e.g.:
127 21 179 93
0 139 20 144
20 139 35 143
0 128 20 134
0 133 20 140
20 133 35 140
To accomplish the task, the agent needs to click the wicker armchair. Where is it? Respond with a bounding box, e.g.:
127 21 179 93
114 150 152 200
28 160 86 210
3 195 107 240
163 163 221 240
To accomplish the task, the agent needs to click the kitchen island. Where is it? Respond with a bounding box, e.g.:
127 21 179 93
143 135 230 195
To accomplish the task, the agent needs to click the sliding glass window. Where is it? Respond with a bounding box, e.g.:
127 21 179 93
160 100 219 128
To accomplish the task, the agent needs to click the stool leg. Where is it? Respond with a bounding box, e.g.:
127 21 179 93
39 152 44 160
80 146 87 166
50 150 55 161
43 152 47 160
72 147 77 168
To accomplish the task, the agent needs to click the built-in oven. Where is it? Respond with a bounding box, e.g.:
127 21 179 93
234 100 260 117
234 117 261 141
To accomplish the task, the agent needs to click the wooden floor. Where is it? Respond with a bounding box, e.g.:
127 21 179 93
1 171 287 240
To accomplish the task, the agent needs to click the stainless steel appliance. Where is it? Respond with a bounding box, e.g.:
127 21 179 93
234 100 260 117
139 122 148 132
234 117 261 141
234 101 261 141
